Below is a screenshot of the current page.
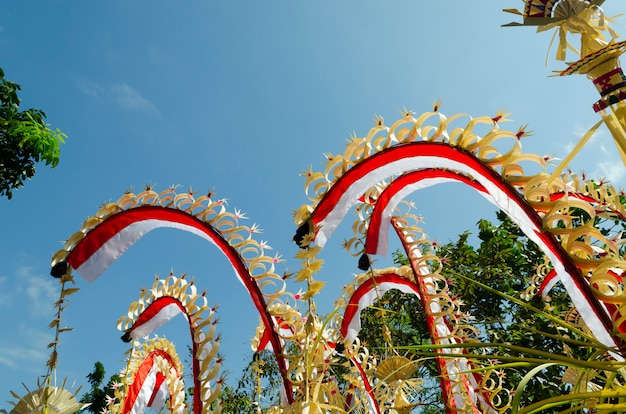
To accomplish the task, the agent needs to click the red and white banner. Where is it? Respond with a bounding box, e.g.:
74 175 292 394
65 205 294 403
366 168 488 256
340 273 422 342
306 141 619 353
125 297 188 341
121 350 178 414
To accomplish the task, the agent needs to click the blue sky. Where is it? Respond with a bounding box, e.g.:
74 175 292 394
1 1 624 407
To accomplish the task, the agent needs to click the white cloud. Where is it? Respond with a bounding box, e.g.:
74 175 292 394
0 263 63 391
77 80 104 97
563 123 626 187
111 82 160 115
77 80 160 117
0 325 53 370
593 160 626 187
6 266 59 318
584 134 626 187
565 123 606 154
0 343 49 369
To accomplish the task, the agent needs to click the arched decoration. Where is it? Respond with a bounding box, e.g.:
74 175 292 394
299 142 546 248
365 168 489 257
117 273 222 414
337 269 419 414
43 109 626 412
366 167 626 307
49 187 294 405
339 269 422 343
107 337 186 414
336 267 494 413
291 108 626 411
294 121 621 356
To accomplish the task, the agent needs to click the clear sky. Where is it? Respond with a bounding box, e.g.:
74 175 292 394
1 1 624 407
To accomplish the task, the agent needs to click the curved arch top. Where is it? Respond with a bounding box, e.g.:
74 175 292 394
309 142 540 248
340 272 422 343
64 205 283 359
121 349 181 414
66 206 248 285
366 168 489 257
52 199 295 405
304 141 620 354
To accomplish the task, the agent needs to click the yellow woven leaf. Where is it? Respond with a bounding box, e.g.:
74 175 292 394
61 287 80 297
60 273 75 283
307 259 324 275
295 267 313 283
294 246 322 260
302 281 326 300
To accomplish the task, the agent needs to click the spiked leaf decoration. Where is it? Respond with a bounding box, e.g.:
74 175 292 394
6 380 87 414
107 337 186 414
118 273 223 414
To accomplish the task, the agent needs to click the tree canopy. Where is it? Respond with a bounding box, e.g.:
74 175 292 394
79 361 121 414
0 67 67 199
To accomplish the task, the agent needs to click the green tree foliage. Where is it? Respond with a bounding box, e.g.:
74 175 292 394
0 67 67 199
437 211 578 407
215 350 283 413
79 361 121 414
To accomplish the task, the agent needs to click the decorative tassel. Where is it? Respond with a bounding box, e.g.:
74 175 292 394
50 261 68 278
358 253 370 271
293 221 312 248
